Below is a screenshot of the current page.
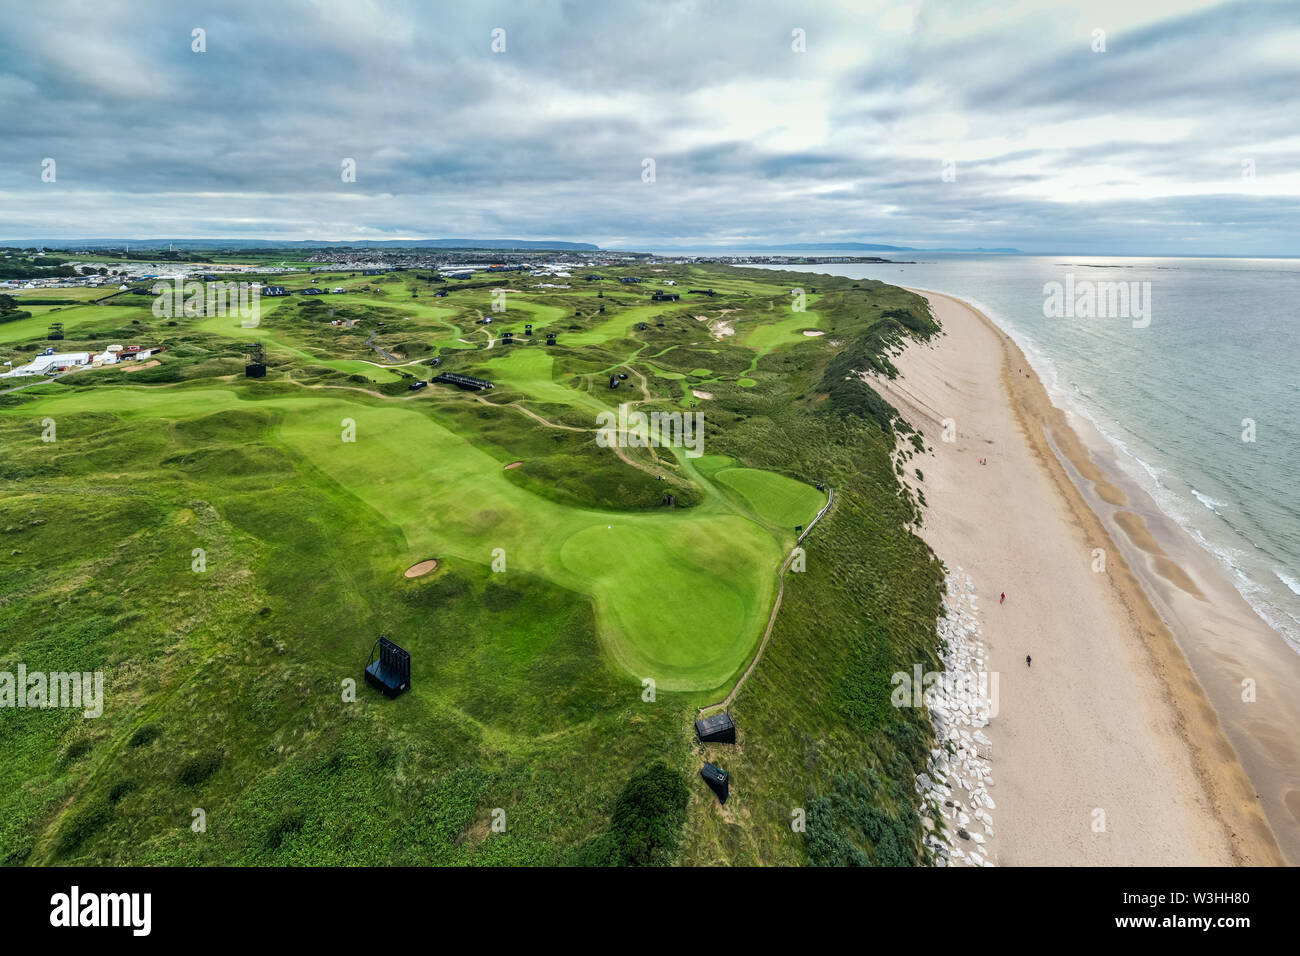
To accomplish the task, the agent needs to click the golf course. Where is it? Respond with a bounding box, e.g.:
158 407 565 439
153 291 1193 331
0 262 946 865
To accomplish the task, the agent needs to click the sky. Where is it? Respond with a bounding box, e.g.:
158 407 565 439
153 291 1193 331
0 0 1297 254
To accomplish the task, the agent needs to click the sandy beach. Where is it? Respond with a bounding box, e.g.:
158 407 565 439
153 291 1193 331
876 289 1290 866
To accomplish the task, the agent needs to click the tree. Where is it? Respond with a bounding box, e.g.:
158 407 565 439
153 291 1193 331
608 762 689 866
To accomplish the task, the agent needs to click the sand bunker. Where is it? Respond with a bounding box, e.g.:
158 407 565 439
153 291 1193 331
504 461 523 469
124 360 160 372
404 559 439 578
803 330 825 336
692 389 713 400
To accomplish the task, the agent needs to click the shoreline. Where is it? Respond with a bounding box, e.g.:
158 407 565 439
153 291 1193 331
879 288 1288 865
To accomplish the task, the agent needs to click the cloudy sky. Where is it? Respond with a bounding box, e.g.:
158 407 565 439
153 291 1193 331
1 0 1297 253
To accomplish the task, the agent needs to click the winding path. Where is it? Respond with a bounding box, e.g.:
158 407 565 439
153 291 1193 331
364 332 401 363
697 486 836 714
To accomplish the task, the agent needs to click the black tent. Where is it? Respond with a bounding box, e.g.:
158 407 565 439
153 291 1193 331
701 763 729 803
365 636 411 698
695 712 736 744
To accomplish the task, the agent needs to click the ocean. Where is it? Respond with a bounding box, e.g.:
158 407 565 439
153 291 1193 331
736 254 1300 655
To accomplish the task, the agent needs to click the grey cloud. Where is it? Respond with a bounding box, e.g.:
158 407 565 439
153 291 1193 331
0 0 1296 253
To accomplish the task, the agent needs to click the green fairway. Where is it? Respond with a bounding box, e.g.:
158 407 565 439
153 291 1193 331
323 360 405 382
486 348 607 410
10 286 115 303
0 302 135 346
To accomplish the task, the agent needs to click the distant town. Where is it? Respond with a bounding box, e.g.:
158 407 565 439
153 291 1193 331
0 244 904 295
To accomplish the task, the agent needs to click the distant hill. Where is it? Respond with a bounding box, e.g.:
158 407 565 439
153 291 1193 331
926 247 1022 254
640 241 1023 253
741 242 920 252
2 238 601 252
5 237 1022 254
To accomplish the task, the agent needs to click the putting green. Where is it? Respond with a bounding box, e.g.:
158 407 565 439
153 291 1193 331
712 466 826 530
648 366 685 380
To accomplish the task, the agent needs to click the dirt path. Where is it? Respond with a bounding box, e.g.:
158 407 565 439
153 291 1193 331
364 332 401 363
698 487 835 714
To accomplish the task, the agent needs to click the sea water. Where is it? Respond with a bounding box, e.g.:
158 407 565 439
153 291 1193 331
743 254 1300 654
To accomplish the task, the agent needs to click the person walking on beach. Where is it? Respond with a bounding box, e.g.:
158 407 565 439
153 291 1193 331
1000 592 1005 605
1026 654 1032 667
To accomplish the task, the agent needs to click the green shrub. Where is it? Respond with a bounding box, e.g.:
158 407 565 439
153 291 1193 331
176 751 223 786
60 738 94 765
129 723 162 747
56 801 112 856
108 779 139 804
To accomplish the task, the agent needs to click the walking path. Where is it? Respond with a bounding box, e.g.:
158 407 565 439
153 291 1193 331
698 486 835 714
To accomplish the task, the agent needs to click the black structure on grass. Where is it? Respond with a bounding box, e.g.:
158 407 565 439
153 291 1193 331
695 712 736 744
433 372 494 390
245 341 266 378
700 763 729 803
365 635 411 698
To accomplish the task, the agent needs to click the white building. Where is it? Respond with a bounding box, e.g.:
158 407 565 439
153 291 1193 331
1 352 91 378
